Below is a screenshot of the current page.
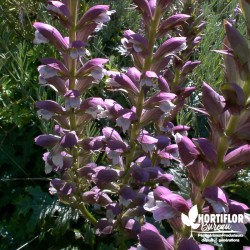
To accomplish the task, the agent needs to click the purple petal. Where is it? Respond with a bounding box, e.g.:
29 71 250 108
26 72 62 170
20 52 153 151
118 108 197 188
77 5 110 30
35 134 60 147
203 186 228 203
158 14 190 37
139 229 172 250
33 22 68 50
224 145 250 167
96 219 114 235
154 37 186 62
60 131 78 148
36 100 65 113
225 20 250 65
176 134 199 165
113 73 139 95
178 238 199 250
102 127 122 141
144 92 176 109
95 168 119 182
158 76 170 92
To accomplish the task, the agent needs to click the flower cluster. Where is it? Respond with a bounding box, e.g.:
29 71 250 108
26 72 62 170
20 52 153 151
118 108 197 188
34 0 250 249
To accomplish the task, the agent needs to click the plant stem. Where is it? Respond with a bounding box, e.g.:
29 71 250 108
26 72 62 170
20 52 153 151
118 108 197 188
123 7 162 184
77 202 97 226
68 0 97 227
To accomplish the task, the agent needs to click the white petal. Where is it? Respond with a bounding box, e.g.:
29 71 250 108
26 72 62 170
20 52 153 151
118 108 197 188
37 109 54 120
34 31 49 44
133 44 143 52
52 154 64 168
174 133 183 143
38 65 57 79
45 162 53 174
116 117 130 133
159 101 175 113
91 67 106 80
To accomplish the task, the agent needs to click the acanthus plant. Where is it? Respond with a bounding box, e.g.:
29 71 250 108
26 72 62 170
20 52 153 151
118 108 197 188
33 0 250 249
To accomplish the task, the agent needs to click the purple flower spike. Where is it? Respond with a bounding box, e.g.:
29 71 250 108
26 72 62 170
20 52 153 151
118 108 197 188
158 14 190 37
178 238 200 250
60 131 78 148
35 134 60 147
154 37 186 62
33 22 68 51
203 186 229 213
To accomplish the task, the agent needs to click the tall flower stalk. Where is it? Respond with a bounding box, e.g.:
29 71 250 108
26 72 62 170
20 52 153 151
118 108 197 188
34 0 250 249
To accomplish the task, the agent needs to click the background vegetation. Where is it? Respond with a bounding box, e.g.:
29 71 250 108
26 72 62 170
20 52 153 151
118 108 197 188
0 0 249 249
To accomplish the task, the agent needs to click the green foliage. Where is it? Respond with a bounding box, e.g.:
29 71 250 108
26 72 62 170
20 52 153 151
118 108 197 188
195 0 242 89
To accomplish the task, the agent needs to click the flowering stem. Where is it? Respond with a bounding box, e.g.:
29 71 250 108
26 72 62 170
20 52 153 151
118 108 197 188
195 79 250 211
69 0 78 90
123 7 162 185
68 0 97 227
143 7 162 72
173 69 180 91
76 202 97 226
